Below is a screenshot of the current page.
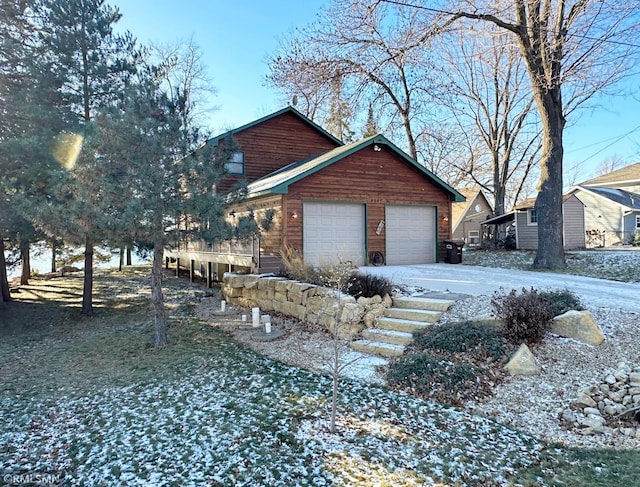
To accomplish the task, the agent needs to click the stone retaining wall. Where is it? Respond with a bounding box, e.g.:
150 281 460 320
222 273 391 339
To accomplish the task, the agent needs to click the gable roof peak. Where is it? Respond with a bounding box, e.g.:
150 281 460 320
206 106 344 148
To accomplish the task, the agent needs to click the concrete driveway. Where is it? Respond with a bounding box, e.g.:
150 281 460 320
362 263 640 313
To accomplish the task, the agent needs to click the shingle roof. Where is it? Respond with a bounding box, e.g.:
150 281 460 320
579 162 640 186
582 186 640 210
246 134 465 202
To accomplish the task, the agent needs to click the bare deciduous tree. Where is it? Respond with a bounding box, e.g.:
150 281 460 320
438 0 640 269
437 24 542 215
268 0 446 159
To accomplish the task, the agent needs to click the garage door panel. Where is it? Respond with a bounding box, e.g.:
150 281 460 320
386 205 435 265
303 202 365 267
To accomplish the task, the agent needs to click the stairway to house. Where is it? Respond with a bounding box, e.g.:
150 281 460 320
351 296 455 358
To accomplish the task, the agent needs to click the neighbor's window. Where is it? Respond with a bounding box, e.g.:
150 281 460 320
225 151 244 175
636 215 640 229
528 209 538 225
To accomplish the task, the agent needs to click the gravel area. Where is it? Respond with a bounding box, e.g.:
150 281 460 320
440 296 640 450
196 292 640 450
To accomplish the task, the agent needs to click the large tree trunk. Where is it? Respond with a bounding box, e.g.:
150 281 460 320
82 235 94 315
151 242 167 348
20 241 30 285
126 246 132 266
532 89 565 270
0 238 10 306
119 246 124 272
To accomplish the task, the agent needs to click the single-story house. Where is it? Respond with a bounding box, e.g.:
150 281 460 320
451 187 493 246
566 163 640 246
481 194 585 250
166 107 465 278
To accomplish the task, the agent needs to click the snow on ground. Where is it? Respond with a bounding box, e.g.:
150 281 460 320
360 253 640 313
1 340 551 486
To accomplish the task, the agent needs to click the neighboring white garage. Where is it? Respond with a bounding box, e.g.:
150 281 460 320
303 201 366 266
385 205 436 265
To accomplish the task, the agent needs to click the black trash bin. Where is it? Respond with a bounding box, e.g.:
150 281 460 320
444 240 464 264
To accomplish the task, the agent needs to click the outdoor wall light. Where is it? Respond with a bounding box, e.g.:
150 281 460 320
373 144 382 152
441 215 449 223
290 210 298 219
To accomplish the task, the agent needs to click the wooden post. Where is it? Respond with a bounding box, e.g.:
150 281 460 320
165 256 169 270
176 258 180 277
207 261 212 288
190 259 194 283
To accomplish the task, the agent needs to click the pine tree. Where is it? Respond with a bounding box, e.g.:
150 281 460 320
34 0 138 314
0 0 64 302
362 104 379 138
96 71 235 347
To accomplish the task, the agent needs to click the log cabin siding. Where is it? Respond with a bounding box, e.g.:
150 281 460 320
218 112 341 192
282 146 452 262
230 195 284 255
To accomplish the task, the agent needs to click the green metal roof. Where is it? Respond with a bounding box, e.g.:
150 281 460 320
247 134 465 202
204 106 344 147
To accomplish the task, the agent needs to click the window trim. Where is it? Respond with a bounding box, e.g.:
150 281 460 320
528 208 538 226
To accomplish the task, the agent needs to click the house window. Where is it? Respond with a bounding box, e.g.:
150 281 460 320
528 209 538 225
636 215 640 229
225 151 244 175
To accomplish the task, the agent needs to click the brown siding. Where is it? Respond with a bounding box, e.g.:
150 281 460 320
230 195 283 255
282 146 453 262
219 111 340 192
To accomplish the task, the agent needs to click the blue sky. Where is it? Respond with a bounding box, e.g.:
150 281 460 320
114 0 639 181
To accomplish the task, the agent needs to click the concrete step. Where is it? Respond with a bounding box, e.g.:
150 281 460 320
351 340 405 358
376 317 434 333
392 296 455 312
385 307 442 323
361 328 414 346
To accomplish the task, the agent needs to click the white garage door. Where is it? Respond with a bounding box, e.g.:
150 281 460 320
303 201 365 267
386 205 436 265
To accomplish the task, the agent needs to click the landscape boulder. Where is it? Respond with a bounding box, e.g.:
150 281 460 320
550 310 605 345
505 343 541 376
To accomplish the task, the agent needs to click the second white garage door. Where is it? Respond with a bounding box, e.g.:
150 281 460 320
386 205 436 265
303 201 365 267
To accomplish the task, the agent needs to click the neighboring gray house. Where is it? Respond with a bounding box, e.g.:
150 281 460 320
567 163 640 246
482 194 586 250
451 187 494 246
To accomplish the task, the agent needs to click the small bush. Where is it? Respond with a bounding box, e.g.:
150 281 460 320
386 353 479 398
491 287 556 345
413 321 508 362
344 273 393 298
630 231 640 247
540 289 583 316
